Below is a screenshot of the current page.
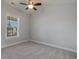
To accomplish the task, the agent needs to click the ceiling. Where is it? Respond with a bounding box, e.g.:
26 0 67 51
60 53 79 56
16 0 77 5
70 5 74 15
3 0 76 14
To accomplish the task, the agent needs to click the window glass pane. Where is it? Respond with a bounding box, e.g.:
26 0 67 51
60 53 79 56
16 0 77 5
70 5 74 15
7 16 18 37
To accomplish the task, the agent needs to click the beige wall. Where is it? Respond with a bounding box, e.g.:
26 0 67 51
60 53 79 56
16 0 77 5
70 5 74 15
1 0 30 47
30 1 77 52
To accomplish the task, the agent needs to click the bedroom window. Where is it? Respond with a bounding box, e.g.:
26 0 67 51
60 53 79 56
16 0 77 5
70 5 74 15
7 16 19 37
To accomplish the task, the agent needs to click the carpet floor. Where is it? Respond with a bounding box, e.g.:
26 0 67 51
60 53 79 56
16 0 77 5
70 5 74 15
1 41 77 59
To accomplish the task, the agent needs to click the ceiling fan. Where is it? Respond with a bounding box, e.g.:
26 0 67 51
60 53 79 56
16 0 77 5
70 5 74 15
19 0 42 11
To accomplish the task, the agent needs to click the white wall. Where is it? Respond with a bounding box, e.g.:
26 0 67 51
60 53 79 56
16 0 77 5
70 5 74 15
1 0 29 47
30 1 77 52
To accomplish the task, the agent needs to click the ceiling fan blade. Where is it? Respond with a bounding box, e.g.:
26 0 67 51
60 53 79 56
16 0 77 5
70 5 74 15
25 7 29 10
34 3 42 6
33 7 37 10
20 3 27 5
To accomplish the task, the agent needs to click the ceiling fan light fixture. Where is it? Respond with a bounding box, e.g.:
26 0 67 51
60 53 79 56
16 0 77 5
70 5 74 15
28 4 34 9
19 0 42 11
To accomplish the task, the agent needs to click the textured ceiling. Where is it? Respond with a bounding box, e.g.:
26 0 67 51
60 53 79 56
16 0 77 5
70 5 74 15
3 0 77 14
4 0 77 4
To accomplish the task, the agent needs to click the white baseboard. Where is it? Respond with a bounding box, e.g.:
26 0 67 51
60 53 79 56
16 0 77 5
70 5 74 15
1 40 29 48
30 40 77 53
2 39 76 53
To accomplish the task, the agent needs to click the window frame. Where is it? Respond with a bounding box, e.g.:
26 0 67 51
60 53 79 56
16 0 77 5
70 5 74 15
6 15 19 39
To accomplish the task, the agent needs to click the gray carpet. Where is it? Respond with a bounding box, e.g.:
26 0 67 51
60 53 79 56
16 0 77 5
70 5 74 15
1 41 77 59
